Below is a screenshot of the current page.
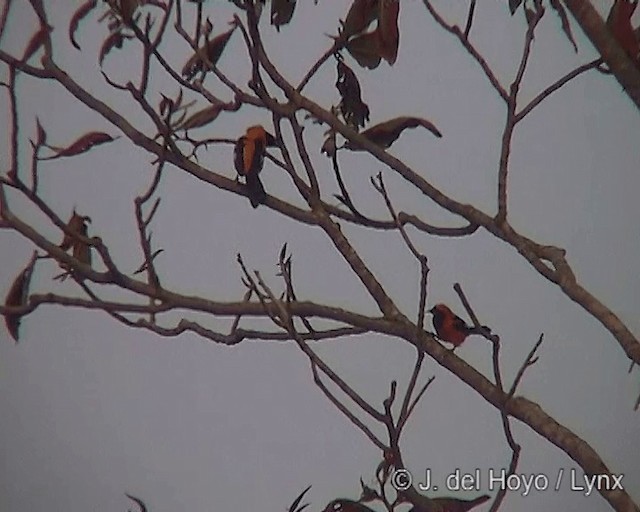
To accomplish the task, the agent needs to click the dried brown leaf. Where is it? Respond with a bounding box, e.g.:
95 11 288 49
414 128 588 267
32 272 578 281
607 0 640 63
321 130 337 158
336 60 369 129
509 0 524 15
346 31 382 69
342 0 379 40
345 116 442 150
42 132 116 160
549 0 577 52
182 25 235 80
35 117 47 146
175 104 224 130
271 0 296 31
3 253 37 343
69 0 98 50
22 25 50 63
99 31 129 66
377 0 399 65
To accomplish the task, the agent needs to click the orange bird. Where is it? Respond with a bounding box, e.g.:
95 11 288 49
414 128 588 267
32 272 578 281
234 125 277 208
429 303 487 348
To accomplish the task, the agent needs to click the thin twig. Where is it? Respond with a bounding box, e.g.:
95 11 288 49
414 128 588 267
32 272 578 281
423 0 509 102
516 58 602 122
464 0 477 38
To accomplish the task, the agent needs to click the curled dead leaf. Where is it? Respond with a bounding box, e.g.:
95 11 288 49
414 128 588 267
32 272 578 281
22 25 51 63
341 0 379 40
607 0 640 64
99 31 130 66
344 116 442 150
346 31 382 69
35 118 47 146
336 60 369 129
321 130 337 158
509 0 524 15
69 0 98 50
3 252 37 343
41 132 116 160
549 0 577 53
174 104 224 131
377 0 399 65
182 25 236 80
271 0 297 31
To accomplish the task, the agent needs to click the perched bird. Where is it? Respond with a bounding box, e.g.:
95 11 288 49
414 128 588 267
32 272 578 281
429 303 488 349
404 494 490 512
60 210 91 251
344 116 442 151
234 125 277 208
58 211 92 277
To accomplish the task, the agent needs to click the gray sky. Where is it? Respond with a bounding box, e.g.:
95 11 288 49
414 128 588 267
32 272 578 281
1 1 639 511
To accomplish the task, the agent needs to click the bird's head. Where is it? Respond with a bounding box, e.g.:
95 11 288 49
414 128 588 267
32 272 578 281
246 125 277 146
429 303 450 315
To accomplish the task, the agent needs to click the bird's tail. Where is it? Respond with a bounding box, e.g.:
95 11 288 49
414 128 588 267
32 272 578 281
246 174 266 208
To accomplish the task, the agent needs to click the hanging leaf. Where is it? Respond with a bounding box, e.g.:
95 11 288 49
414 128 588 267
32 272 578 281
271 0 296 31
69 0 98 50
35 117 47 146
346 31 382 69
321 129 337 158
509 0 523 15
607 0 640 64
98 31 131 66
3 252 37 343
336 60 369 129
377 0 399 65
341 0 379 40
549 0 577 52
41 132 116 160
182 25 236 80
159 94 173 117
21 25 51 63
344 116 442 150
174 103 225 131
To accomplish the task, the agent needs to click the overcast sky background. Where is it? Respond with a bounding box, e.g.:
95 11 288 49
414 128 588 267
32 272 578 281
1 1 639 511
